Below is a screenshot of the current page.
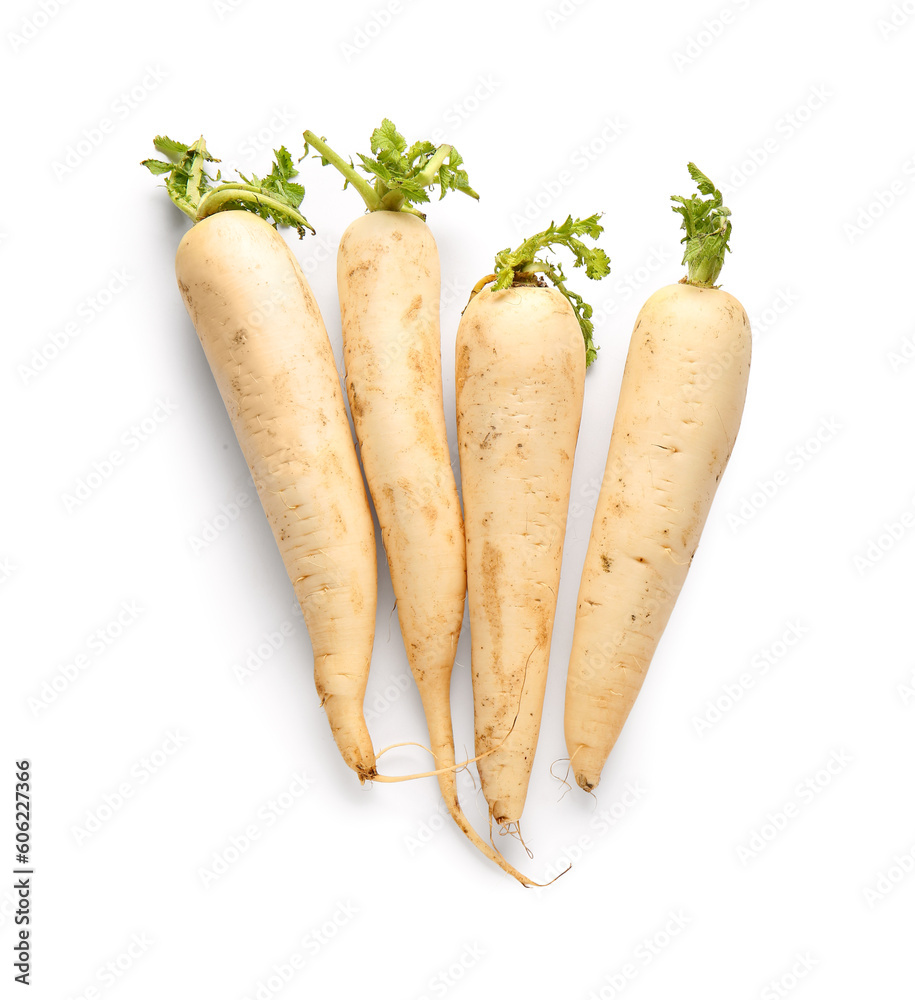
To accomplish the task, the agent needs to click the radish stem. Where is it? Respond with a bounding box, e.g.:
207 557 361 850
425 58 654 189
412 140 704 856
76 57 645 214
303 119 478 220
142 135 314 236
488 215 611 366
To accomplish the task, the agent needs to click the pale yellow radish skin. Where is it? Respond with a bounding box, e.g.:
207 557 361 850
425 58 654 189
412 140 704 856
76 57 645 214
337 212 541 884
303 125 545 884
337 212 466 806
565 281 751 791
337 212 466 708
457 285 585 827
175 210 379 780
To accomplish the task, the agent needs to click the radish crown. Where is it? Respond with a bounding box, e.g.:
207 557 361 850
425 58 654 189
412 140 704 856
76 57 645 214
142 135 314 237
671 163 732 287
303 119 478 218
483 215 610 367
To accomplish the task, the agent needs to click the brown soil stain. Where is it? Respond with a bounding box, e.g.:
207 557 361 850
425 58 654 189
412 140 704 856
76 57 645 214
481 540 505 675
456 342 471 386
403 294 423 321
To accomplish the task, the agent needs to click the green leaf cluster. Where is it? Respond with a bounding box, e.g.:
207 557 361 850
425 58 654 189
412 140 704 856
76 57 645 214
141 136 219 216
357 119 478 209
303 119 478 216
142 136 313 237
670 163 731 286
490 215 610 366
237 147 305 216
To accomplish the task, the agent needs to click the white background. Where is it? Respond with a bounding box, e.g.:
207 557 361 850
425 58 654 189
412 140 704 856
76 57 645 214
3 0 915 996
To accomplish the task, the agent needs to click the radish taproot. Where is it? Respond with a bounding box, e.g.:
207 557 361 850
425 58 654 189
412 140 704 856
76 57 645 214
143 136 380 781
564 164 751 792
456 217 610 832
303 122 539 884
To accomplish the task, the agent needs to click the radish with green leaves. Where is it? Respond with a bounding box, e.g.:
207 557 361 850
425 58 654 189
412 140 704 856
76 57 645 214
303 122 540 883
455 217 610 831
564 165 751 792
143 136 380 781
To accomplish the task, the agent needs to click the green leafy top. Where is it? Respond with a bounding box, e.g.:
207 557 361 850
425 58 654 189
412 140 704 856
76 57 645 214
302 119 478 218
671 163 732 287
482 215 610 367
142 135 314 237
